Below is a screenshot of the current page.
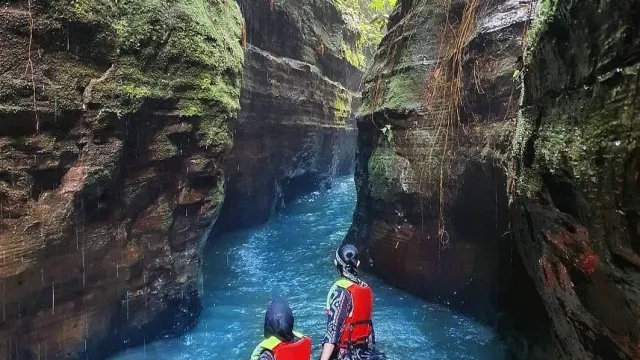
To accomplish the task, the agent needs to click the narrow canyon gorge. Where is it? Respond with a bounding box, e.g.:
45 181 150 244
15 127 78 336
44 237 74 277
217 0 361 231
0 0 638 359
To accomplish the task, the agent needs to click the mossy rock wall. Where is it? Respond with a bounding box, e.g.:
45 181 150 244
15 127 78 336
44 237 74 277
237 0 363 91
217 0 360 231
346 0 536 322
0 0 243 358
510 0 640 358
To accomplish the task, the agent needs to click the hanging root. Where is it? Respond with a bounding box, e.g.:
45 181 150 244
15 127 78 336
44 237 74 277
24 0 39 133
420 0 480 248
241 20 247 48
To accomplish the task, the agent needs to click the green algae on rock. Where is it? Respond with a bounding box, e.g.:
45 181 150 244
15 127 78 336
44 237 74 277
346 0 536 324
510 0 640 358
219 0 361 231
0 0 243 358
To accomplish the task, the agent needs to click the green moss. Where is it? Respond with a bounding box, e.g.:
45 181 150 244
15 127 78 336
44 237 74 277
523 0 560 66
333 89 353 125
515 64 640 199
120 84 155 100
150 134 179 161
385 71 423 110
48 0 117 24
208 179 225 210
199 116 232 151
42 0 244 148
180 101 204 117
111 0 244 118
368 143 408 200
359 68 424 116
342 42 366 70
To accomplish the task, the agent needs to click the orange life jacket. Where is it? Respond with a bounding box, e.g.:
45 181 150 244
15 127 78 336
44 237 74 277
250 332 312 360
327 278 374 349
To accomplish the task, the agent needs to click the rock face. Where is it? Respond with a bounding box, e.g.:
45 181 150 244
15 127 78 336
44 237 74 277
350 0 640 358
509 0 640 358
0 1 243 358
346 0 535 321
217 0 360 231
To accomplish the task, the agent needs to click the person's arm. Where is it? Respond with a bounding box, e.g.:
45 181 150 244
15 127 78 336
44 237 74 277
320 288 351 360
320 343 336 360
370 322 376 346
258 350 275 360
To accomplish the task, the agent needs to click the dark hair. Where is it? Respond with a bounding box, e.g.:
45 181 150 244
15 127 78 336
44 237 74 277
335 243 359 276
263 298 295 342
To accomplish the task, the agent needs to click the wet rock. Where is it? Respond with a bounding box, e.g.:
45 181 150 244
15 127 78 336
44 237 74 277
217 0 360 231
0 0 243 358
509 0 640 358
346 0 534 322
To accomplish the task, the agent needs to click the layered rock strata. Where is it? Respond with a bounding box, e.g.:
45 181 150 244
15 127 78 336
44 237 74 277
509 0 640 358
217 0 360 231
346 0 535 321
349 0 640 358
0 0 243 358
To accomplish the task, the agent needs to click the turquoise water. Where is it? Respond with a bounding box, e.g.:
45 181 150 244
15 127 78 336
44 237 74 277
111 177 506 360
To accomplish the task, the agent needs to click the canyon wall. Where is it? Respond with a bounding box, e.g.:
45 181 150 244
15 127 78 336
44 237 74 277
217 0 360 231
0 0 243 358
350 0 640 358
345 0 534 322
509 0 640 358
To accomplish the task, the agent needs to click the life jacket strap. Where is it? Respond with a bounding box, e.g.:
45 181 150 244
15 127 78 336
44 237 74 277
345 319 373 347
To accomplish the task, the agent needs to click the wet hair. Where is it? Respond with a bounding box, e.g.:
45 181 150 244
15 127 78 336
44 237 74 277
335 244 360 282
263 298 295 342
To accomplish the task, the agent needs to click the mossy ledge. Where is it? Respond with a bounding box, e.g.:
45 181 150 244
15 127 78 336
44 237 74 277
0 0 243 358
3 0 244 148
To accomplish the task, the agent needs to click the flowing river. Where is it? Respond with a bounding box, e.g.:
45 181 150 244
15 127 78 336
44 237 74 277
111 177 506 360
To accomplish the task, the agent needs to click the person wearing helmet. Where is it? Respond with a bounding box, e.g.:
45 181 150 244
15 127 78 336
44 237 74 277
250 298 312 360
319 244 375 360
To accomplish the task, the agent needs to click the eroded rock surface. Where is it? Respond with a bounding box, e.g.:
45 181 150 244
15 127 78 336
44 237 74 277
217 0 360 231
0 0 243 358
349 0 640 358
346 0 535 321
509 0 640 358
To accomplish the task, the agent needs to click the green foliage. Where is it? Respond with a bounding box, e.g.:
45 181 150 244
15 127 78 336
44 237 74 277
381 124 393 143
45 0 244 149
342 42 367 69
333 0 398 68
512 69 521 80
368 0 397 13
333 89 353 124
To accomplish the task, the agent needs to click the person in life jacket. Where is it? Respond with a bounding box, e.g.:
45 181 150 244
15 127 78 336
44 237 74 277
320 244 375 360
250 299 312 360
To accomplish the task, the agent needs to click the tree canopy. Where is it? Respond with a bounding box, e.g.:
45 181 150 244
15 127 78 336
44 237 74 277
334 0 398 69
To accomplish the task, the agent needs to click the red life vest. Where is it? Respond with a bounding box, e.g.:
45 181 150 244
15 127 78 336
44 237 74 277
251 332 312 360
271 336 312 360
329 279 374 349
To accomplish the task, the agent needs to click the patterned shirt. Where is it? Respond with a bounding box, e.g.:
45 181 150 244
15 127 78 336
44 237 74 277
257 350 275 360
323 285 353 345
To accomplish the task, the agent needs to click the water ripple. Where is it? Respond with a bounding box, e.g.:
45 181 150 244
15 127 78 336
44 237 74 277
111 177 506 360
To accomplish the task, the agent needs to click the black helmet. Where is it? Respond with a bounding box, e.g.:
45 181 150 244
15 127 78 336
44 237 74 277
335 243 359 273
263 298 295 342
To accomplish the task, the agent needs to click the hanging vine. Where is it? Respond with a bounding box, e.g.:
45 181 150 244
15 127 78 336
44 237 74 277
25 0 39 133
419 0 480 248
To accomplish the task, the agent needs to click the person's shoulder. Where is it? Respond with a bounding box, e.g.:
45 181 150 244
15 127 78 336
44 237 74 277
258 349 275 360
328 283 351 302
